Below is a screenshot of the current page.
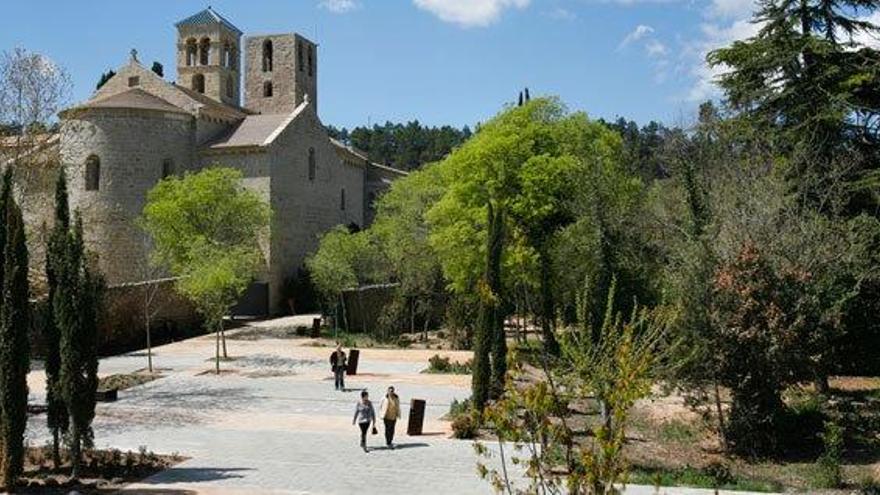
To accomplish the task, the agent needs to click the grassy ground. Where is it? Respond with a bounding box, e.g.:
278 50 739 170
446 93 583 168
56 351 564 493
97 372 161 392
622 377 880 493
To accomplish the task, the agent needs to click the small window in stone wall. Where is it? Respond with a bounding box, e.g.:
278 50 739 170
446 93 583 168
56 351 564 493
192 74 205 94
162 158 173 179
226 76 234 98
263 81 273 98
308 148 316 180
262 40 273 72
340 188 346 211
128 76 140 87
308 45 314 77
85 155 100 191
298 41 304 72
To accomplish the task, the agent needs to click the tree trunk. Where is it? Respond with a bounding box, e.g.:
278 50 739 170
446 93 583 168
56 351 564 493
714 379 727 448
220 319 228 359
52 429 61 469
215 320 221 374
538 252 560 357
816 374 831 396
70 424 81 480
145 308 153 373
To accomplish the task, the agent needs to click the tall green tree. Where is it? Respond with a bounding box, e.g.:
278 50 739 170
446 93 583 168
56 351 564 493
43 170 69 468
0 169 29 489
141 167 271 373
709 0 880 214
57 213 101 479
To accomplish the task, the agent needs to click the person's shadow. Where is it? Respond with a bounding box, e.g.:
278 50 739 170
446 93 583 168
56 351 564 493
369 443 429 451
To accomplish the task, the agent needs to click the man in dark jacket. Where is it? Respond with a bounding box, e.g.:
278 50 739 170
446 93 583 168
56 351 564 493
330 344 347 390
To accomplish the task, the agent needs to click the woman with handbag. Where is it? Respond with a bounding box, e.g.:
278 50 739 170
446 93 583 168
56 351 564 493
352 390 377 452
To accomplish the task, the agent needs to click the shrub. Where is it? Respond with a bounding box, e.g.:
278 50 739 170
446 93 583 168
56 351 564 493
425 354 472 374
451 411 478 439
294 325 308 336
396 335 411 348
811 420 843 489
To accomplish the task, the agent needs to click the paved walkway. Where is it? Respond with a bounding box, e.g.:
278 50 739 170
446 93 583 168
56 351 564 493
24 316 772 494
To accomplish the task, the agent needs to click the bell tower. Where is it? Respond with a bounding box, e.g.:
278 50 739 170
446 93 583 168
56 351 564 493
244 33 317 115
175 7 242 106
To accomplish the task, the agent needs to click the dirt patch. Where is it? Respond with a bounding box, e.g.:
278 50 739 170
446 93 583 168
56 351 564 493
15 446 184 493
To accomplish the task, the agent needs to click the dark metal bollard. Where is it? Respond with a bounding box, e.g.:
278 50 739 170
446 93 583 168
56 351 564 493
347 349 360 375
407 399 426 435
96 389 118 402
311 317 321 338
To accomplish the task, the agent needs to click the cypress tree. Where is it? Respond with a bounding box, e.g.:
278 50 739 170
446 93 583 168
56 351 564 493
57 213 100 479
473 202 502 411
44 171 69 467
0 169 30 489
488 205 507 399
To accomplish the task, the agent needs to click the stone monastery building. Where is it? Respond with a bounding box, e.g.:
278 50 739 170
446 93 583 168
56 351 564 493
59 8 404 314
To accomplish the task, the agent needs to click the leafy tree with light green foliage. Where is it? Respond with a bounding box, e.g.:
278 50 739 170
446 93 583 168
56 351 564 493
370 164 447 338
141 167 270 373
306 225 385 331
428 97 626 368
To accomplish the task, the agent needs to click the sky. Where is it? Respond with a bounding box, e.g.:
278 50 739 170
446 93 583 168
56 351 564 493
0 0 806 130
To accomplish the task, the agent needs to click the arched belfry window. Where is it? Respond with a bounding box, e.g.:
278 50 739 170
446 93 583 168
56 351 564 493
186 39 197 66
262 40 273 72
227 76 234 98
263 81 273 98
298 41 304 72
192 74 205 94
85 155 100 191
308 45 314 77
199 37 210 65
308 148 316 181
223 42 231 67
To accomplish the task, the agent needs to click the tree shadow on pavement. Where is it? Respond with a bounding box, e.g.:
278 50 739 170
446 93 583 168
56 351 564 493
144 467 253 484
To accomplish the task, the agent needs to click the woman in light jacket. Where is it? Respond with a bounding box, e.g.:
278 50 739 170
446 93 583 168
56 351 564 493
379 386 401 449
352 390 376 452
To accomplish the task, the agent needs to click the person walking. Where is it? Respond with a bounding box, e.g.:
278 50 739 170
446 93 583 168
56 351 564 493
330 344 347 391
352 390 377 452
379 386 401 449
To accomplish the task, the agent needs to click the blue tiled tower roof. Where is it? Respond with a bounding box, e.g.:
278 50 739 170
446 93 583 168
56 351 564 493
175 7 242 35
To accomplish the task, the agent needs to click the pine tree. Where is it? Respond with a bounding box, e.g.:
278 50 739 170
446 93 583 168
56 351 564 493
44 171 69 467
57 213 101 479
0 169 30 489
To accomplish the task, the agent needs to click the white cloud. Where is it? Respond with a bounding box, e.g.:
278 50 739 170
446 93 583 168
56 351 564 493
618 24 655 49
685 18 761 101
646 39 668 56
319 0 358 14
413 0 530 28
545 7 576 21
851 11 880 48
707 0 756 19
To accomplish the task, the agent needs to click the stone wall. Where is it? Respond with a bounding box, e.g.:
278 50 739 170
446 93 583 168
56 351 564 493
98 279 202 356
62 108 195 285
265 104 364 314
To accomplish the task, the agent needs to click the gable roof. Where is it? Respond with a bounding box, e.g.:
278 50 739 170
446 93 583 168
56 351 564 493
175 7 243 35
75 88 189 115
206 102 308 150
